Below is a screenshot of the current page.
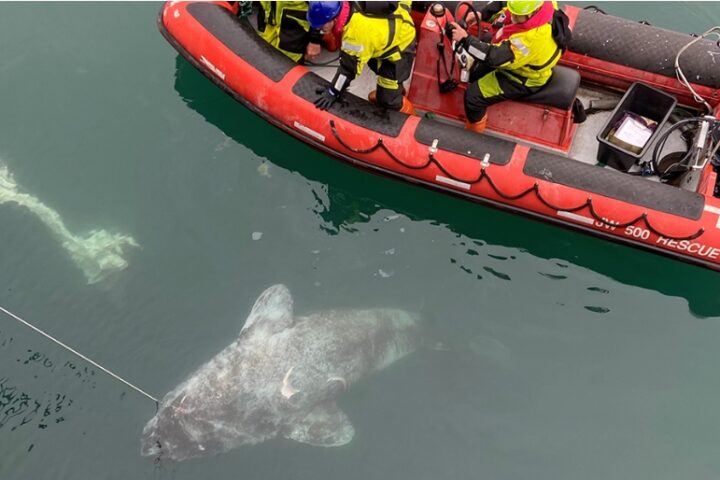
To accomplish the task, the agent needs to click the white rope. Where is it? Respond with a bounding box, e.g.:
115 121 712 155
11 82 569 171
675 26 720 114
0 305 158 404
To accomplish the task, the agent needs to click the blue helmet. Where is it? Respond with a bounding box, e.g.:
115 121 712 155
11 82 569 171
307 1 342 29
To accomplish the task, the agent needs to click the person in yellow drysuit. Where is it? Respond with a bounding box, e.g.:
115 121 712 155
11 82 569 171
308 1 416 113
450 1 561 132
257 1 323 63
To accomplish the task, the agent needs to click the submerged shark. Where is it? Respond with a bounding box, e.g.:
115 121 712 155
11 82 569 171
141 284 422 461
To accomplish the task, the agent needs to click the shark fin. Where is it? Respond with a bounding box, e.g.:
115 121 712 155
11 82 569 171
241 284 294 336
284 402 355 447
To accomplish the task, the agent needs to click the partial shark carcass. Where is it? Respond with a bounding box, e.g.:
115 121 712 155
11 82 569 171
0 161 138 284
141 284 422 461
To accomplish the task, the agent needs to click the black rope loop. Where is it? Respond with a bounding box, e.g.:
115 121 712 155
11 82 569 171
327 122 707 242
330 121 383 155
642 215 704 241
586 200 646 229
482 173 537 201
429 153 484 182
533 190 591 213
585 202 704 240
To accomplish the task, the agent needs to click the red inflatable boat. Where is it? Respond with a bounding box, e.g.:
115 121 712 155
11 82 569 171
158 1 720 271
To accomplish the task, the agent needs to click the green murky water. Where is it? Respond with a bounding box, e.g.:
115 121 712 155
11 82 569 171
1 2 720 479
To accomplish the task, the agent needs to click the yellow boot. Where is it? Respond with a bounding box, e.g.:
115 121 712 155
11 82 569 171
464 115 488 133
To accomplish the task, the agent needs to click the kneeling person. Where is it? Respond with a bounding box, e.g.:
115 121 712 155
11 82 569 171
308 1 416 113
257 1 323 63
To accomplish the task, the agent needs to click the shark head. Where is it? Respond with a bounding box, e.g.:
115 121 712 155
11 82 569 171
140 285 296 461
139 399 220 461
140 379 271 461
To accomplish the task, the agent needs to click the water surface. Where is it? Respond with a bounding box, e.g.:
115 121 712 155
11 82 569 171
1 2 720 479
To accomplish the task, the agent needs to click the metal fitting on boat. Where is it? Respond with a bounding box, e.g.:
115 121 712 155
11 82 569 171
481 153 491 168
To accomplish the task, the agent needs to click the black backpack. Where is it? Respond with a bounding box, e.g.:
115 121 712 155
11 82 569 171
552 8 572 51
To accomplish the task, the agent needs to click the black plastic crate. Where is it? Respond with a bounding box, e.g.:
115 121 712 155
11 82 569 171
596 82 677 171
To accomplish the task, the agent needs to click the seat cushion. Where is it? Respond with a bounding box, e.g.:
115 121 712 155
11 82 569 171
524 65 580 110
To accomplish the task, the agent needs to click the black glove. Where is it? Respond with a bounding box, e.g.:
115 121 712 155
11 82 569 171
445 19 467 40
314 87 340 111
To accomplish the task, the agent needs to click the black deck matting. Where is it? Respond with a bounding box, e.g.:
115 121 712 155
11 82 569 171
187 3 295 83
292 73 409 138
414 118 513 165
524 149 704 220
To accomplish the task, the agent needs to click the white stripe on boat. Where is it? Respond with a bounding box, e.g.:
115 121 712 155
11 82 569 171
293 122 325 142
705 205 720 228
200 56 225 80
435 175 470 190
557 211 595 225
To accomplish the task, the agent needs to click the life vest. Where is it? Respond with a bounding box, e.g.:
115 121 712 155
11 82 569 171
492 1 560 88
340 1 416 76
257 1 313 62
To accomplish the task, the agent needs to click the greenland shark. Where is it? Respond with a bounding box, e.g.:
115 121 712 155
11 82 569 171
141 284 422 461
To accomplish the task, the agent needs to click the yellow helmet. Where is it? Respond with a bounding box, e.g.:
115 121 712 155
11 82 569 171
507 0 543 16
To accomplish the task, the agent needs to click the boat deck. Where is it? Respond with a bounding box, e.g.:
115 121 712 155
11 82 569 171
306 49 688 178
240 1 695 192
157 3 720 271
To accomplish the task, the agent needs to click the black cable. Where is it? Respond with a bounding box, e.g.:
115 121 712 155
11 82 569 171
651 117 718 179
305 55 341 67
651 118 698 177
435 20 457 92
583 5 607 14
651 117 720 181
454 2 481 39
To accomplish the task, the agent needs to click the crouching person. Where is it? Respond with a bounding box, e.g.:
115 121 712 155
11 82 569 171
309 1 417 114
257 1 323 63
450 1 561 132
